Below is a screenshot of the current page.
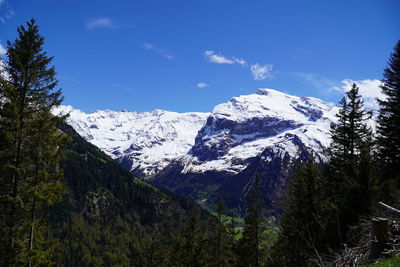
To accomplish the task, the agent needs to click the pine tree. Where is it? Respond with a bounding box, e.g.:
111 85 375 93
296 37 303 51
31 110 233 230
226 218 238 266
173 210 207 267
330 83 372 166
236 175 267 267
271 159 325 266
324 83 373 248
208 199 234 267
0 19 68 265
377 40 400 179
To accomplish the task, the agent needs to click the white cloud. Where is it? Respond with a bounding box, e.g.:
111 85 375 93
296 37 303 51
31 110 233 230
86 18 114 30
143 42 174 60
250 63 273 80
0 43 6 55
204 51 247 66
294 72 383 111
204 50 273 80
233 57 247 66
197 82 209 88
204 50 234 64
331 79 384 110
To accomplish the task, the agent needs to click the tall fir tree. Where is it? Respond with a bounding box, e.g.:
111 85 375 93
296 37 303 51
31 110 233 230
236 175 267 267
329 83 372 166
325 83 373 248
172 210 207 267
0 19 68 266
271 159 325 267
208 199 235 267
377 40 400 180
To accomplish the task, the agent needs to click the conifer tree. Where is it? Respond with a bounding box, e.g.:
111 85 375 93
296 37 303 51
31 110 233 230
0 19 68 265
173 210 207 267
226 218 238 266
271 159 324 266
330 83 372 166
325 83 373 248
377 40 400 179
208 199 234 267
236 175 267 267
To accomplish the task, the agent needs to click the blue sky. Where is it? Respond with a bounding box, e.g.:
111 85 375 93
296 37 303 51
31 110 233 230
1 0 399 113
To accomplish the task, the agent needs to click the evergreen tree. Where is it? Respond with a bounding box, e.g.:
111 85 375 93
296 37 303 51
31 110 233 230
135 230 169 267
271 159 325 267
0 19 68 266
208 199 234 267
325 83 373 248
226 218 238 266
172 210 207 267
236 175 267 267
377 40 400 180
329 83 372 166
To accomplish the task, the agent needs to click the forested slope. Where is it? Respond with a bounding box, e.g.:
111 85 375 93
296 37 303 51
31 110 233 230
47 123 213 266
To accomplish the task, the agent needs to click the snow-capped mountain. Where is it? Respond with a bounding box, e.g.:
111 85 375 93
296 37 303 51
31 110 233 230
152 89 339 216
54 106 209 176
179 88 338 174
57 88 339 216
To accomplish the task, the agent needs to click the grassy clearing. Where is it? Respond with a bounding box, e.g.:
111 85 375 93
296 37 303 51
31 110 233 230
367 255 400 266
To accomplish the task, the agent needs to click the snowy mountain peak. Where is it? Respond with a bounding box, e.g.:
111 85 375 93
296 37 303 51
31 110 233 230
256 88 287 96
54 106 209 176
182 89 339 174
212 88 337 124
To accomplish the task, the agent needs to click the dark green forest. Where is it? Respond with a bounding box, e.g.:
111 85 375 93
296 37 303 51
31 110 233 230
1 19 400 266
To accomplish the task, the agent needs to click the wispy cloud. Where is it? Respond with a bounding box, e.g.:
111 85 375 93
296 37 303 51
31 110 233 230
204 50 234 64
204 50 272 80
142 42 174 60
250 63 273 80
331 79 383 110
204 50 249 66
234 57 248 66
0 0 15 24
293 72 338 89
86 18 115 30
197 82 209 88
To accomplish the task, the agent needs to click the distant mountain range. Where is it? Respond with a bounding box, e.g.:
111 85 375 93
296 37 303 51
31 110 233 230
56 88 340 216
55 106 209 176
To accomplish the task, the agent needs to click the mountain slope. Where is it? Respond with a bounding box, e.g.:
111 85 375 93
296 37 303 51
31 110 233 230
47 123 213 265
